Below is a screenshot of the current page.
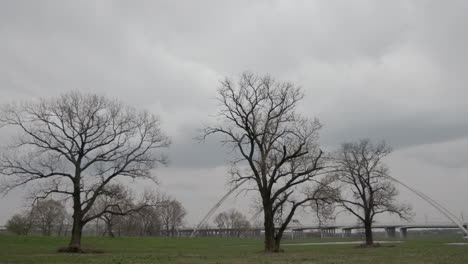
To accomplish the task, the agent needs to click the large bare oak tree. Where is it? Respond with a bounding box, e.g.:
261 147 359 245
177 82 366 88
0 92 169 251
332 139 411 246
203 73 330 252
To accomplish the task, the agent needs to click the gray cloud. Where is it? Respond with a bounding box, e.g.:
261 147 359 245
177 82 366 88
1 0 468 225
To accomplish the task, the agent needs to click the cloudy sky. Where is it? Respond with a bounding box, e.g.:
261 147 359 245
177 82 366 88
1 0 468 227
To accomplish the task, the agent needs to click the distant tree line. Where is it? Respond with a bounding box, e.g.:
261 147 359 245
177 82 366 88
6 193 187 238
88 197 186 237
213 209 251 237
6 200 67 236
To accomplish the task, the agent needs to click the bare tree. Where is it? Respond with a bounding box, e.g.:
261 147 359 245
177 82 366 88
133 206 162 236
159 199 186 237
332 139 411 246
0 92 170 252
309 175 340 228
214 209 251 237
203 73 330 252
214 211 229 229
6 212 33 235
30 199 67 236
90 185 163 237
98 193 164 237
89 184 134 237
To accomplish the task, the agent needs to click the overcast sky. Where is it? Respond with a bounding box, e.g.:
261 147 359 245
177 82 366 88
1 0 468 227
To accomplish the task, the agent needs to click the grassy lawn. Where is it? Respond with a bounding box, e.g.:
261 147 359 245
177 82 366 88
1 235 468 264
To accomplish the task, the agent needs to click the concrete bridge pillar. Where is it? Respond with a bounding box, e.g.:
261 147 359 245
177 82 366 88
343 229 352 238
292 230 304 239
385 227 396 238
400 228 407 238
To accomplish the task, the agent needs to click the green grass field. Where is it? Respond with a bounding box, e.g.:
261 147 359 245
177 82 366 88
1 235 468 264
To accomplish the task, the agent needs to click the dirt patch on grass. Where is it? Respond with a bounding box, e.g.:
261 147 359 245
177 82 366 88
57 246 106 254
255 249 285 254
356 243 397 248
277 241 403 246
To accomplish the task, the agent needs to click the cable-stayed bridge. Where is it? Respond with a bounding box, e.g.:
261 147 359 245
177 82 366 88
190 175 468 238
180 221 468 238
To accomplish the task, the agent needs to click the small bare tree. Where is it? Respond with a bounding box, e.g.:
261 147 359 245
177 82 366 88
308 175 340 227
30 199 67 236
91 186 163 237
159 199 186 237
0 92 170 251
6 212 33 235
90 184 132 237
214 211 230 229
203 73 330 252
133 206 163 236
214 209 251 237
332 139 411 246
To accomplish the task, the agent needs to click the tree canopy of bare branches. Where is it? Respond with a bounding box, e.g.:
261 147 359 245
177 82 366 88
159 199 187 237
6 212 33 235
332 139 411 246
89 184 161 237
214 209 251 237
203 72 330 252
30 199 67 236
0 91 170 251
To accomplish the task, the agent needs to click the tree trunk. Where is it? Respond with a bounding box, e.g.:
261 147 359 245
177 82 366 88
46 223 52 236
272 225 289 252
274 236 282 252
69 178 83 252
106 220 115 237
263 203 277 252
58 222 63 236
69 216 83 251
364 221 373 246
